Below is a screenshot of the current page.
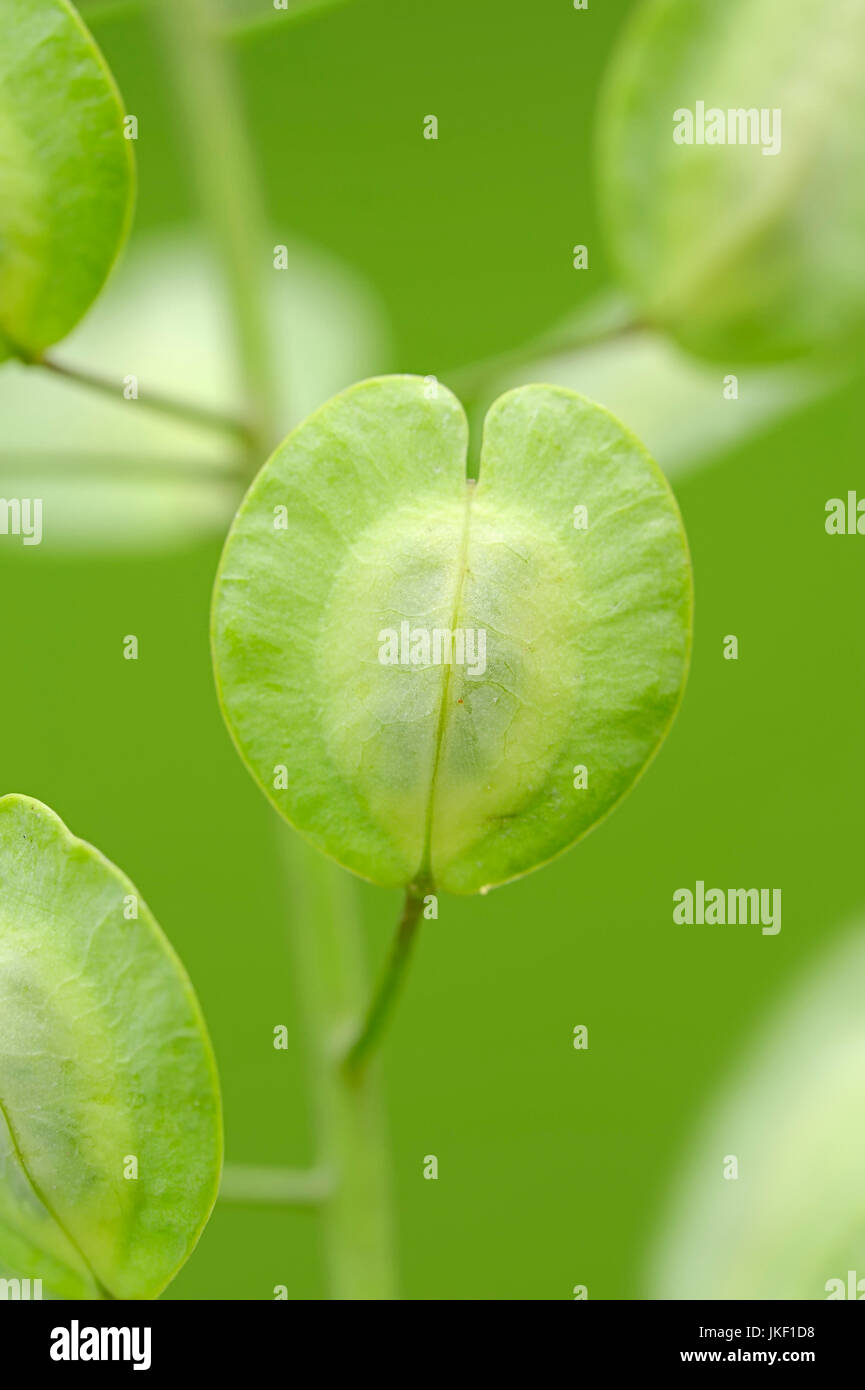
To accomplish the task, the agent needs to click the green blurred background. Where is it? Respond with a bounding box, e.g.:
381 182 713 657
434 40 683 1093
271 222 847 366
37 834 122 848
2 0 863 1298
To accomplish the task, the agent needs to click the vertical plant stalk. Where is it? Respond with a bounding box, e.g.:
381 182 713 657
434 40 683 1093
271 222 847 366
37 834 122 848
279 834 397 1300
156 0 396 1295
154 0 278 462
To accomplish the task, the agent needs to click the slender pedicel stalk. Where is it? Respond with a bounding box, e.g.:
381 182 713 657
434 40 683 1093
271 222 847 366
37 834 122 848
219 1164 333 1205
35 355 254 444
343 881 428 1079
449 291 641 404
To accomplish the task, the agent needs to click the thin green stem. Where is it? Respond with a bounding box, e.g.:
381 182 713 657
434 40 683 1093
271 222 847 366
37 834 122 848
448 291 641 405
278 831 397 1299
155 0 279 465
344 884 427 1079
219 1163 332 1205
35 356 254 444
